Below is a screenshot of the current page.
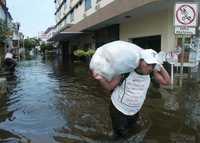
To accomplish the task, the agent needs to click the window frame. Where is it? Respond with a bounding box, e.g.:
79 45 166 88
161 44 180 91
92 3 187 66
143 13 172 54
85 0 92 11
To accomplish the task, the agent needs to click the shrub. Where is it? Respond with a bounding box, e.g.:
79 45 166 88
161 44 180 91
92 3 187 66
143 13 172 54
0 19 11 43
73 49 95 57
86 49 95 56
73 49 86 57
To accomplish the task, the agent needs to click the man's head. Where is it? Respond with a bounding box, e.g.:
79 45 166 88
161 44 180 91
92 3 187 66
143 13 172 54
137 49 159 75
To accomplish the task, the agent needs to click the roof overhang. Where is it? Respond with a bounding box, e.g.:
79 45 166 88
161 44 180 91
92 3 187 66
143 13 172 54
64 0 172 32
48 32 84 41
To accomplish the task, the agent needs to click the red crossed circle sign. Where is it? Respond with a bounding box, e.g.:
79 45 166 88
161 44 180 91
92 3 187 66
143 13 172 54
176 4 196 25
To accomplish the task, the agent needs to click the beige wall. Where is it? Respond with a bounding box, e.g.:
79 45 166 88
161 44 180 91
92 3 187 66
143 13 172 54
120 8 175 52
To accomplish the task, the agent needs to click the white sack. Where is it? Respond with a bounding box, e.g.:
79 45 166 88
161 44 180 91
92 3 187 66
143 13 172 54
89 41 142 80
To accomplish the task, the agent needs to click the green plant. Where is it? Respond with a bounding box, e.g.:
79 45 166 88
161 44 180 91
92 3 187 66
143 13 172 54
0 19 11 43
86 49 95 56
73 49 86 57
40 43 48 51
40 42 53 52
73 49 95 57
24 37 40 51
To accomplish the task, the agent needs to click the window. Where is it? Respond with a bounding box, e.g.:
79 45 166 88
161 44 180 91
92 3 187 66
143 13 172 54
132 35 161 52
96 0 101 3
85 0 91 11
64 0 67 9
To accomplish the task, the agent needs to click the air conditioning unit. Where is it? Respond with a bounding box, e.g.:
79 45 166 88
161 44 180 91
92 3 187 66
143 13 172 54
95 3 100 10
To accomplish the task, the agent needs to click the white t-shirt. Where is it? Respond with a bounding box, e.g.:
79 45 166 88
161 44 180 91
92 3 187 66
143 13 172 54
111 71 150 116
5 52 13 59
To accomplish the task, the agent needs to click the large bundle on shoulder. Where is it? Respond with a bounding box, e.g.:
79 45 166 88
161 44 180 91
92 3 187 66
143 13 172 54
89 41 142 81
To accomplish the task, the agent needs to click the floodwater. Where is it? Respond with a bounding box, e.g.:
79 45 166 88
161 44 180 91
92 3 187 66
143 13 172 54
0 55 199 143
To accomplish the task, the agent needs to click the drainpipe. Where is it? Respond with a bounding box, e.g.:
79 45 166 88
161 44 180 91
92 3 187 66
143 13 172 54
1 2 8 65
4 0 8 36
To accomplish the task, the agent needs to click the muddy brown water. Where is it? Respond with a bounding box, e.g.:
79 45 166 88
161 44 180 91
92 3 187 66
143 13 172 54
0 55 199 143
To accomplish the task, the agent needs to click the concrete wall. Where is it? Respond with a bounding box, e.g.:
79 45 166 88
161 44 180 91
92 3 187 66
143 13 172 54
120 8 175 52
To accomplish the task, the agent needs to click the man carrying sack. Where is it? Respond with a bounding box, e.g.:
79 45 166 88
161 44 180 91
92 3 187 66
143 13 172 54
90 41 170 140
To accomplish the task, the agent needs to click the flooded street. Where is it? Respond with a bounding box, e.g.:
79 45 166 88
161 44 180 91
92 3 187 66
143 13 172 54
0 55 200 143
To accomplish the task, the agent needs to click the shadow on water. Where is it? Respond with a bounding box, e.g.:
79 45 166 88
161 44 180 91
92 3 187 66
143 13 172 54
0 54 200 143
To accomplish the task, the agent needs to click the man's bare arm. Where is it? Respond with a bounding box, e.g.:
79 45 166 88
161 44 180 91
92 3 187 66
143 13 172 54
92 71 121 91
153 65 171 86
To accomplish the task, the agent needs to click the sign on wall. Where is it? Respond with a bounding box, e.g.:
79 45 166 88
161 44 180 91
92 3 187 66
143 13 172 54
174 3 198 35
175 26 196 35
174 3 198 27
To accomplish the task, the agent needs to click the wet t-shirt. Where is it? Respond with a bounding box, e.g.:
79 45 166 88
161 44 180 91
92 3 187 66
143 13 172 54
5 52 13 59
111 71 150 116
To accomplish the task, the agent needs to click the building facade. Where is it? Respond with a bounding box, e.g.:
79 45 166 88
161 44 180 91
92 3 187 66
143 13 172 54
51 0 200 66
38 26 56 44
0 1 24 63
0 0 6 21
0 0 10 63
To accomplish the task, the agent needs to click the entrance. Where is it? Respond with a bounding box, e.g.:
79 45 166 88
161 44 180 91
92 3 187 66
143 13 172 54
95 24 119 48
131 35 161 52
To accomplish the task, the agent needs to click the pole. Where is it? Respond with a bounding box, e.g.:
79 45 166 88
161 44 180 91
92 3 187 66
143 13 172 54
23 38 25 59
179 37 185 87
18 37 20 61
171 64 174 89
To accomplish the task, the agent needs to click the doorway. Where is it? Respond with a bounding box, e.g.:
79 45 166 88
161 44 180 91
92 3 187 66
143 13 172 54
131 35 161 52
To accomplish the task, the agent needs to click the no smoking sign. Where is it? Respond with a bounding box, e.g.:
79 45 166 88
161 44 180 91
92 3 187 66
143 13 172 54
174 3 198 27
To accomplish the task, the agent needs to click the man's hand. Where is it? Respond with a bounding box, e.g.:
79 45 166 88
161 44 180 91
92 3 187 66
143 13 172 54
153 65 171 86
91 70 121 91
92 71 103 80
154 64 162 72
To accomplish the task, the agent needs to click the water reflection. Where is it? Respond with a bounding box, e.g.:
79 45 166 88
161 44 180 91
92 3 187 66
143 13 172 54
50 58 113 142
181 80 200 130
143 81 199 143
0 73 30 142
181 80 200 143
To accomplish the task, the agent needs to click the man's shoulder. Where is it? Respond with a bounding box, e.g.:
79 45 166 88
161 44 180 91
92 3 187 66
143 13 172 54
131 71 150 79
